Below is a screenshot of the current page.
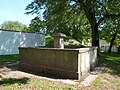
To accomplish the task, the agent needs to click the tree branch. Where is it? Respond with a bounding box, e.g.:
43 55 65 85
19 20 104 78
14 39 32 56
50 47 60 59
98 13 120 25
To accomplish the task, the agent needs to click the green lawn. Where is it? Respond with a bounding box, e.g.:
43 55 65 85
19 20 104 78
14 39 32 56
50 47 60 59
0 52 120 90
0 54 19 64
0 78 73 90
98 52 120 75
91 52 120 90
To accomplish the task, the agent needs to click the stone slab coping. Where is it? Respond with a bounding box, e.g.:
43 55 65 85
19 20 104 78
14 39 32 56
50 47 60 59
19 47 97 53
53 33 66 37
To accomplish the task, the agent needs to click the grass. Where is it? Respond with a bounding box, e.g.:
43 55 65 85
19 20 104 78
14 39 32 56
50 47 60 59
0 52 120 90
0 78 74 90
98 52 120 75
90 52 120 90
0 54 18 64
0 78 29 86
92 78 102 86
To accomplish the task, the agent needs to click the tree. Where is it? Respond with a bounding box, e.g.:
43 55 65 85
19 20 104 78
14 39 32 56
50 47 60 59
27 16 46 33
100 18 120 53
25 0 120 54
26 0 91 44
75 0 120 54
44 8 91 43
0 21 27 31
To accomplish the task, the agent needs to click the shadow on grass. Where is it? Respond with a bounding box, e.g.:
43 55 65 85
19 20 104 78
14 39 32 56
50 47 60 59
98 52 120 76
0 54 19 65
0 77 29 86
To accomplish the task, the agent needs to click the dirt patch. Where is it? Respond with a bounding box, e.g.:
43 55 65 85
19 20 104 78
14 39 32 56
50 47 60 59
0 63 103 86
0 63 40 79
0 63 120 90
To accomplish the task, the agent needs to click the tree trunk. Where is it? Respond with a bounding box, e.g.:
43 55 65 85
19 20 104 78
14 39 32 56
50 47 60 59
77 1 100 55
90 19 100 55
84 10 100 55
108 30 118 53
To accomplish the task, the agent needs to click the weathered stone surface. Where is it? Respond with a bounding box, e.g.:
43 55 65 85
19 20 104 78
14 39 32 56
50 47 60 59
53 33 66 49
19 47 97 80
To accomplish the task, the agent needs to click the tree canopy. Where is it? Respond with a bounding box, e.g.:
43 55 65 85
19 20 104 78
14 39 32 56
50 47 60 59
25 0 120 54
27 16 46 33
26 0 91 43
100 18 120 52
0 21 27 31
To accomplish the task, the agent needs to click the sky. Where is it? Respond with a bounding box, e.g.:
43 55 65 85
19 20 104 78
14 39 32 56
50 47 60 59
0 0 37 26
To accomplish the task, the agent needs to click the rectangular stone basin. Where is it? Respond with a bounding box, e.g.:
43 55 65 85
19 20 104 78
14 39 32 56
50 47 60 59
19 47 97 80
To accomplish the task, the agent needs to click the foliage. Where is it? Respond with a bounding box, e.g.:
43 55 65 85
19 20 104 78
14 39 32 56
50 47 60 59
45 36 54 48
44 7 91 43
25 0 91 43
0 21 27 32
27 16 46 33
100 18 120 46
25 0 120 51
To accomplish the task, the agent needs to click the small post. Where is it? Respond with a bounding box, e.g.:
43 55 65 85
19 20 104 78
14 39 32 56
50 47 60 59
118 45 120 54
53 33 66 49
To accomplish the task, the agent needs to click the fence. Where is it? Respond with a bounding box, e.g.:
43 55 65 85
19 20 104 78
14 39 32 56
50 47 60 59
100 40 120 53
0 29 44 55
100 46 118 53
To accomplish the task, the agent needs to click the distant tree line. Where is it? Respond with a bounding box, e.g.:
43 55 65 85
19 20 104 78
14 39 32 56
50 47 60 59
0 21 27 32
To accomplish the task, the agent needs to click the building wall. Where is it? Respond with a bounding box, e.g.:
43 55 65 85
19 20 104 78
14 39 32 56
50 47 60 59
0 30 44 55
